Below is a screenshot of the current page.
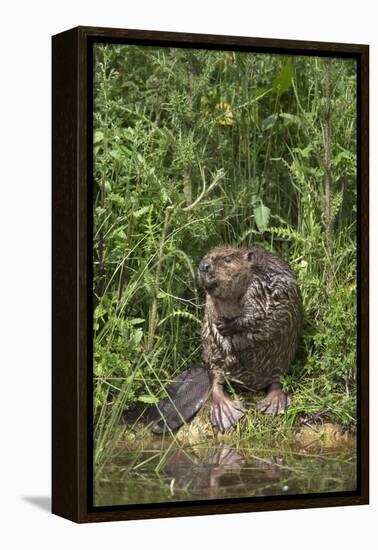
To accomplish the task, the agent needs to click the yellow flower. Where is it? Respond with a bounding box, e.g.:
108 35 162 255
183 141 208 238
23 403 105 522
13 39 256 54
215 102 235 126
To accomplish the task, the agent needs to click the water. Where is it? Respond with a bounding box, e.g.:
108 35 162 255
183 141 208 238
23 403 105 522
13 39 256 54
94 433 356 507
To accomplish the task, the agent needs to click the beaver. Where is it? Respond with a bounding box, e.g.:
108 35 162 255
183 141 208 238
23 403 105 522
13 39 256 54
199 245 303 431
149 245 303 434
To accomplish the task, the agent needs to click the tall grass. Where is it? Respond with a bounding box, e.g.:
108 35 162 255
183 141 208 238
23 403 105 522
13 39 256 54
92 45 357 471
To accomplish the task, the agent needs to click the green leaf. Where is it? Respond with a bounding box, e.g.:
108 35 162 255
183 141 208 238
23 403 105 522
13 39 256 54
280 113 302 125
131 328 143 345
262 113 278 131
94 130 104 144
293 144 313 158
129 318 145 325
94 304 106 320
114 229 127 241
133 206 150 218
138 395 159 404
254 203 271 232
272 58 293 96
256 87 270 99
109 149 123 161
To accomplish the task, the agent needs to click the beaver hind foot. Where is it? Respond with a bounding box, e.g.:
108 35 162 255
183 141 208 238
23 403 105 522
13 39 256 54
210 384 245 433
256 384 290 416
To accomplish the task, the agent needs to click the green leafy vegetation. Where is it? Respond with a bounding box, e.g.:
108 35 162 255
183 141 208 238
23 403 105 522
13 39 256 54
92 44 357 470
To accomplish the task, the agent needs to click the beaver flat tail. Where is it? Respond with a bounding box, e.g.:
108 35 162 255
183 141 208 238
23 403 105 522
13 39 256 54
148 366 211 434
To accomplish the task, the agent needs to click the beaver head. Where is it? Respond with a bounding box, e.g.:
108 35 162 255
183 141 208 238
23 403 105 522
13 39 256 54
198 246 255 300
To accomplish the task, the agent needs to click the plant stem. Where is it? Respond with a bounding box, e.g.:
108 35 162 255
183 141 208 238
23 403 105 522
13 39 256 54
324 57 333 254
147 208 171 352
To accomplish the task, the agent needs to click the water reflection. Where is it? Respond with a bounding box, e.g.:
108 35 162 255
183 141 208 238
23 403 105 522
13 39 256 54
94 438 356 507
166 445 245 496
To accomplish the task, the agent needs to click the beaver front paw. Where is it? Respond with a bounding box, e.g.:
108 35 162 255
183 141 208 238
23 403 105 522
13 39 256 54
256 389 290 417
215 317 239 337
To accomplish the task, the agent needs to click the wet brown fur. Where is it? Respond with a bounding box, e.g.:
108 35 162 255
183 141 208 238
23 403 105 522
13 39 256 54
198 245 303 429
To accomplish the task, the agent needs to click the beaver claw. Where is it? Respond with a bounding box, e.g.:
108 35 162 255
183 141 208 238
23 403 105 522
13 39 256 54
210 394 245 433
215 317 239 337
256 389 290 416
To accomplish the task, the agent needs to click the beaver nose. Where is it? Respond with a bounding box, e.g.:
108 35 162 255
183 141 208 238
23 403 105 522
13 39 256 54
199 259 211 272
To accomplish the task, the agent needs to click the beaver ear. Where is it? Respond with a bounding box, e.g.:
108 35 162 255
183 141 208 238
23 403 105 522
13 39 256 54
246 250 256 262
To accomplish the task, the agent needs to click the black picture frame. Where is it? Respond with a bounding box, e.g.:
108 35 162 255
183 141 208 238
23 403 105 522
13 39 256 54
52 26 369 523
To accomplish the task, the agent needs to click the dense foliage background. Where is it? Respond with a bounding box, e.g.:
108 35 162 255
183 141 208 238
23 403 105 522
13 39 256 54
92 44 357 466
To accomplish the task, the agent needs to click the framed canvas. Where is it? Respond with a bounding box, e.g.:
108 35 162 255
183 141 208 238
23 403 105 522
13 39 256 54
52 26 369 523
